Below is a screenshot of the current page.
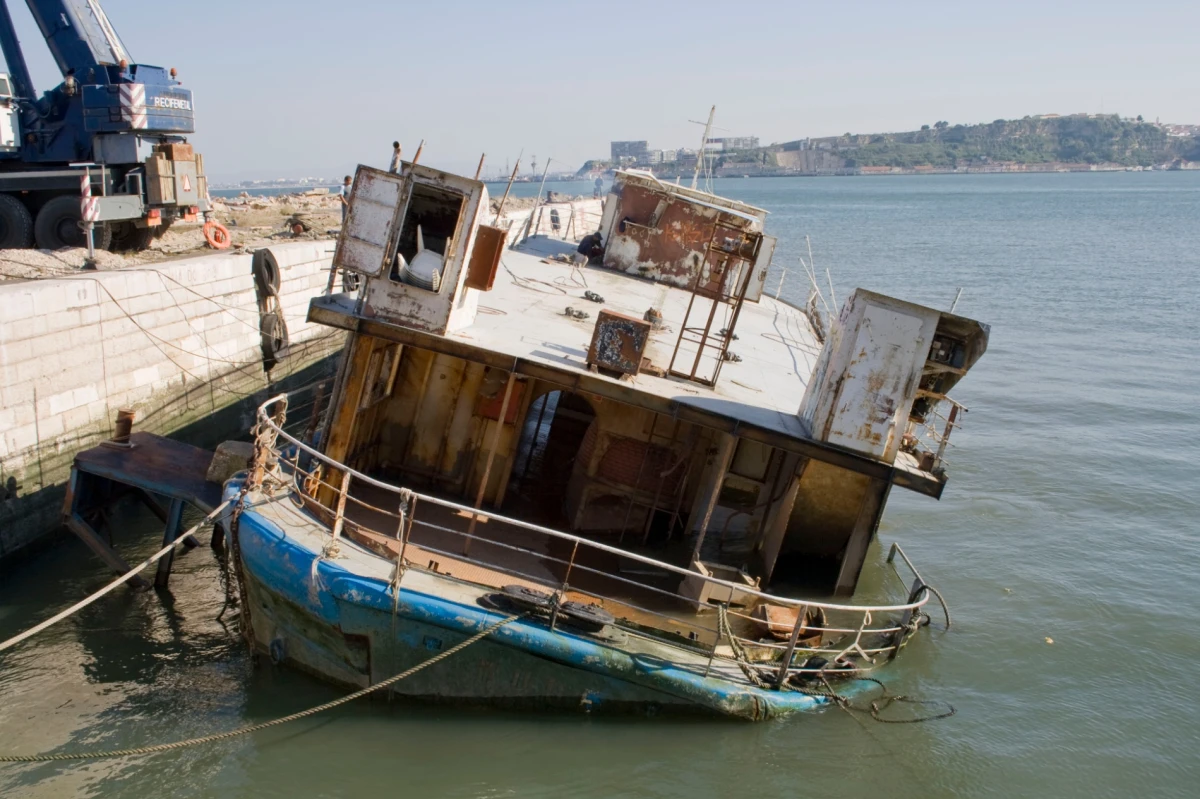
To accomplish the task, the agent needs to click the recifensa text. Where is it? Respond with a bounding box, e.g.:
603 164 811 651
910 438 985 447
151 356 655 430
152 97 192 111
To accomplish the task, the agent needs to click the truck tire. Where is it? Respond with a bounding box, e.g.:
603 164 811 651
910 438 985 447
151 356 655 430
34 195 112 250
0 194 34 249
109 222 156 252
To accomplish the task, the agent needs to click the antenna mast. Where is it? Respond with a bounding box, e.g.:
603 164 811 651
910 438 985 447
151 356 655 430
692 105 716 191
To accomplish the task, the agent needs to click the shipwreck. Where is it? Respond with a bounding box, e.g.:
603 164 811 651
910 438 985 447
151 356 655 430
220 163 989 719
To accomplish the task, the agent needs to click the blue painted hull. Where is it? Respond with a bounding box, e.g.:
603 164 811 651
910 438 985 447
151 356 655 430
227 486 835 720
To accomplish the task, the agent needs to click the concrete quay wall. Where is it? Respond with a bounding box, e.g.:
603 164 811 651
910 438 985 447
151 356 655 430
0 241 344 560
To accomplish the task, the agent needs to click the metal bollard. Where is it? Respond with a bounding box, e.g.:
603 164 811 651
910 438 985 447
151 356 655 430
113 408 136 444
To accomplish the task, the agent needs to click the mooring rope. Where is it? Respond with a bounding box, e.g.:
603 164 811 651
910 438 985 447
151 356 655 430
907 582 952 631
0 500 233 655
0 613 522 762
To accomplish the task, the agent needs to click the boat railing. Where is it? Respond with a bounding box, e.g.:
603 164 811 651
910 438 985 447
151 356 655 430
902 395 967 474
247 394 935 688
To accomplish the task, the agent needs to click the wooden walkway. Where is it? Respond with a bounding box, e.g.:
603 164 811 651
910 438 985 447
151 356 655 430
65 433 223 589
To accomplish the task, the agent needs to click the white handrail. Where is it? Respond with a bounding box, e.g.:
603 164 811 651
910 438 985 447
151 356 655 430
255 395 929 617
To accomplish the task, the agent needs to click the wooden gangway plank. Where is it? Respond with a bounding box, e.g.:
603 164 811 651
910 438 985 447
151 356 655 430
65 432 223 588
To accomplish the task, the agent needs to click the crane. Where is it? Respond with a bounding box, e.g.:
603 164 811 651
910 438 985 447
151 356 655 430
0 0 208 250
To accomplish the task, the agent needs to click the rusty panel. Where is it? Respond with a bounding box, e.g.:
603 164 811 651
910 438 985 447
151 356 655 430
465 224 506 291
586 310 650 375
602 182 757 290
477 378 525 423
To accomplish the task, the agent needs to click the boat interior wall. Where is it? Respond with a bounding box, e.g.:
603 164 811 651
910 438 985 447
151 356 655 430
600 173 770 298
316 333 899 597
356 346 524 506
765 459 891 595
562 401 710 539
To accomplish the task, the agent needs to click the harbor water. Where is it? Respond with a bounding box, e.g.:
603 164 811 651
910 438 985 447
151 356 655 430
2 172 1198 797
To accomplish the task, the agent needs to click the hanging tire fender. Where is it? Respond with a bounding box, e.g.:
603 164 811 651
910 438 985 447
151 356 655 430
252 248 282 297
260 311 290 368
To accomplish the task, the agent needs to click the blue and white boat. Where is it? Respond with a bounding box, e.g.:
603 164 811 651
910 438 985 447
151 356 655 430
222 161 988 720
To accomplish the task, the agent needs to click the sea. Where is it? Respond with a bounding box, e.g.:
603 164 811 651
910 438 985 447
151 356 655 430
2 172 1197 798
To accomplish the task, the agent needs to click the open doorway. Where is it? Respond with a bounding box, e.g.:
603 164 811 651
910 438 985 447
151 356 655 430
389 183 465 286
507 390 596 525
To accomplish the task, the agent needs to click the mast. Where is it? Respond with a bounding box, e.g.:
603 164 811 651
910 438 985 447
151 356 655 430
691 105 716 191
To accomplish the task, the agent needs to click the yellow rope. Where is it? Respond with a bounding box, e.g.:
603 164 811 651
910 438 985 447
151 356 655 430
0 501 232 654
0 613 520 762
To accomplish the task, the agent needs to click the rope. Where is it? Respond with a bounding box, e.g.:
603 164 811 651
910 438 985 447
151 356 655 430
502 262 566 295
908 582 952 631
716 604 773 690
0 613 521 762
0 501 232 654
788 672 956 724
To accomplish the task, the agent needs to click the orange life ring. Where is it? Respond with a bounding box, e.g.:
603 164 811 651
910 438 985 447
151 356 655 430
203 221 232 249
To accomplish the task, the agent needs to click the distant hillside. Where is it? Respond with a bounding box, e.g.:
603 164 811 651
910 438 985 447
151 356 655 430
790 116 1200 169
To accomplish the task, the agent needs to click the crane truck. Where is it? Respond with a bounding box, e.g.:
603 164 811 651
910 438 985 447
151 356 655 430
0 0 207 251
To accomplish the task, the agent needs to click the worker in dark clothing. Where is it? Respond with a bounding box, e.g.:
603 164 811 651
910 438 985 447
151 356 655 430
574 231 603 266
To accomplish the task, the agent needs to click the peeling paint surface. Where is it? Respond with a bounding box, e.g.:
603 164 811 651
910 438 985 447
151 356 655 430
601 174 768 291
587 311 650 374
229 484 838 720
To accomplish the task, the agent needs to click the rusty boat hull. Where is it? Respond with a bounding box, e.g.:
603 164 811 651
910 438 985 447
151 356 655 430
225 480 836 721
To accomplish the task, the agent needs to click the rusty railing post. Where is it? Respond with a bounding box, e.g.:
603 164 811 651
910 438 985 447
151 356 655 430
330 470 351 548
935 403 959 469
775 604 809 688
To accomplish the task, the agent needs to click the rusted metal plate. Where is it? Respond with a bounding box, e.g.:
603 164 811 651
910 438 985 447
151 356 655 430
465 224 506 291
476 377 525 423
586 310 650 375
601 175 768 291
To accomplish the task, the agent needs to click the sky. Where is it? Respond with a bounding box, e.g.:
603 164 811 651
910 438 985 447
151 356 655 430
2 0 1196 182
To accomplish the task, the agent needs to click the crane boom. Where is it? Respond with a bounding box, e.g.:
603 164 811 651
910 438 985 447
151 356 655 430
25 0 130 76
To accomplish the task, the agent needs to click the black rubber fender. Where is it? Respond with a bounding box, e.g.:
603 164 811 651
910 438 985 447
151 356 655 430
252 249 282 297
260 311 290 369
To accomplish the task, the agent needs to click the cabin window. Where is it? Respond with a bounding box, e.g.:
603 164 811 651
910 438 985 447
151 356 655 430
390 183 465 293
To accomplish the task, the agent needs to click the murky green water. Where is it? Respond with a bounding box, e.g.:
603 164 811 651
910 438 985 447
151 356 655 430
3 172 1198 797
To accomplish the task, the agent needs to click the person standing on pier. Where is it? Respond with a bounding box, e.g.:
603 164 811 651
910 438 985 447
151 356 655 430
338 176 353 223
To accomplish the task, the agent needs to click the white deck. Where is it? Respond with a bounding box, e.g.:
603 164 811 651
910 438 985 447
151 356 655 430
344 236 824 442
311 234 944 495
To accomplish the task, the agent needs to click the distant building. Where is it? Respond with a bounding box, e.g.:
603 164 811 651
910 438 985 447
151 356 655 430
611 141 649 161
708 136 760 151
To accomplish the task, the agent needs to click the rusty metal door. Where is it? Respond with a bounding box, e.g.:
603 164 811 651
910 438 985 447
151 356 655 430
822 306 927 460
745 234 776 303
334 165 409 278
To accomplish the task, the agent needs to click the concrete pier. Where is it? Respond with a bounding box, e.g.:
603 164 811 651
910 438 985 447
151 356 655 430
0 241 343 560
